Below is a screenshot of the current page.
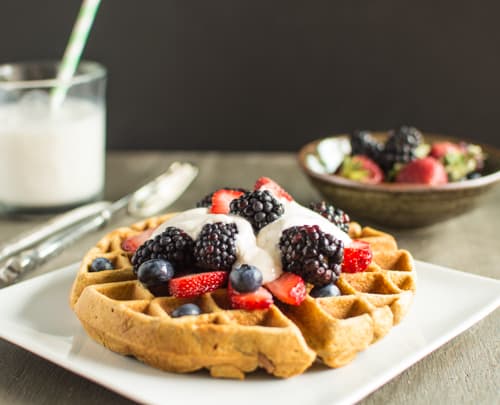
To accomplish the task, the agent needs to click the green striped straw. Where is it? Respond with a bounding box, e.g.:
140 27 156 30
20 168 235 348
51 0 102 110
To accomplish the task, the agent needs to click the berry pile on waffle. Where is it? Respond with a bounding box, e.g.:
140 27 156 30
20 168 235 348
70 177 416 379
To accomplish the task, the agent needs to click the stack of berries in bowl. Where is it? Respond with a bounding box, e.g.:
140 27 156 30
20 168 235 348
90 178 372 316
339 126 486 185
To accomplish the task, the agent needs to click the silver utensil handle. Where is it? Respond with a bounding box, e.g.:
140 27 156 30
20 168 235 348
0 206 117 286
0 201 110 262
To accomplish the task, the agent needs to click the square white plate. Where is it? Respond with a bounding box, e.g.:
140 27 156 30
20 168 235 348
0 261 498 405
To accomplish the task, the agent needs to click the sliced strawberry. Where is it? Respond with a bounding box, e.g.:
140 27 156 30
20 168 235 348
169 271 228 298
430 141 462 159
342 240 373 273
228 284 274 310
339 155 383 184
395 157 448 185
265 272 306 306
210 189 245 214
254 177 293 201
121 228 156 253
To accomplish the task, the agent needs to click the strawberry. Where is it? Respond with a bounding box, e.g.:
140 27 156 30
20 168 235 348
254 177 293 201
264 272 306 306
342 240 373 273
121 228 156 253
169 271 228 298
430 141 462 159
210 189 245 214
228 283 274 310
395 157 448 185
339 155 383 184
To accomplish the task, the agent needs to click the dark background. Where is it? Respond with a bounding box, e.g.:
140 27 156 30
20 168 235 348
1 1 499 150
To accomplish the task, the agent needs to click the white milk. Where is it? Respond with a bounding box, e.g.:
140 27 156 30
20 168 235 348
0 97 105 208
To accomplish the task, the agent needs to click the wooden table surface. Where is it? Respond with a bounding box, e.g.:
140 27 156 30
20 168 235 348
0 151 498 405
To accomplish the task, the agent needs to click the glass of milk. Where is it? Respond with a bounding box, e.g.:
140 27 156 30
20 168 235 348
0 61 106 214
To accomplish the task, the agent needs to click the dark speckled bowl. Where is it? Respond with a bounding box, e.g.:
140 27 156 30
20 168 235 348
298 133 500 228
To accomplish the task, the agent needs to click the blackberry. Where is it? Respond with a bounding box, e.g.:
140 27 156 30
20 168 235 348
350 130 384 161
279 225 344 286
229 190 284 231
196 187 248 208
131 227 194 273
379 126 422 172
309 201 350 234
193 222 238 271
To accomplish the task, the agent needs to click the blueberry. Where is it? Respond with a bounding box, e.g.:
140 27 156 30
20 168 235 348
310 283 341 298
89 257 114 272
466 172 482 180
171 303 201 318
229 264 263 293
137 259 175 288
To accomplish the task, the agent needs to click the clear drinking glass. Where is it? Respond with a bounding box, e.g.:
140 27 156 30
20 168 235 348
0 61 106 214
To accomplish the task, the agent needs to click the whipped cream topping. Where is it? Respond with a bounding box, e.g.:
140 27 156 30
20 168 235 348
151 200 351 283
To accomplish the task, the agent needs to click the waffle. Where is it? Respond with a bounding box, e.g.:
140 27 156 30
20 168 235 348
70 214 416 379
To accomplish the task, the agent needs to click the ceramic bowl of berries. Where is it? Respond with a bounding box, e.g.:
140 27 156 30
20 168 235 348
298 126 500 228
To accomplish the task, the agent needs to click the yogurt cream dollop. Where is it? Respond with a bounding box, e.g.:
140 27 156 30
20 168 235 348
150 200 351 283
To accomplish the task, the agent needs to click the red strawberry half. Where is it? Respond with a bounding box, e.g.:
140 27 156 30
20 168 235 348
254 177 293 201
169 271 228 298
339 155 383 184
210 189 245 214
228 283 274 310
265 272 306 306
395 157 448 185
430 141 462 159
342 240 373 273
121 228 156 253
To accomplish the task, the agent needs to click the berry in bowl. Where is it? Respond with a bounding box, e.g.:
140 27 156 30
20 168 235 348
298 127 500 228
341 126 486 185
